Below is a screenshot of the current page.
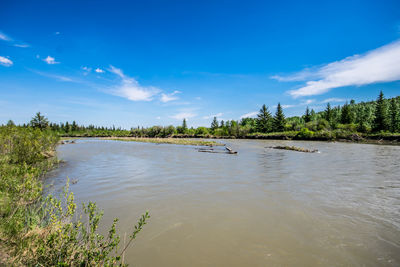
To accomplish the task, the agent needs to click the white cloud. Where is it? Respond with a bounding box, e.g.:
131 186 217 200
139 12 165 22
33 70 75 82
43 56 59 64
109 65 160 101
240 111 258 119
13 44 29 48
95 68 105 73
0 31 29 48
272 40 400 97
0 32 11 41
170 112 196 120
82 66 92 74
160 90 181 103
202 112 223 120
321 98 346 103
302 99 315 105
281 104 296 109
0 56 13 67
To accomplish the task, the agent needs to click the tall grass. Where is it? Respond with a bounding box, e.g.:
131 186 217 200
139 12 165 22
0 126 149 265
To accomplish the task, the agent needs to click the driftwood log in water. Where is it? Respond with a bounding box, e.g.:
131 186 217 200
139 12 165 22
225 146 238 154
198 146 238 154
268 145 318 153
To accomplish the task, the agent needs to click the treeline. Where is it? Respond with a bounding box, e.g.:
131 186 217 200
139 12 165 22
3 91 400 140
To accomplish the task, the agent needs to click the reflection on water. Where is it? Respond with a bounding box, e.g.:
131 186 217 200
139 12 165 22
46 139 400 266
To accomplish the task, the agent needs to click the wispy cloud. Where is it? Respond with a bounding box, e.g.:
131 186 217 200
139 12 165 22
202 112 223 120
108 65 160 101
170 112 196 120
281 104 296 109
43 56 59 64
95 68 105 73
302 99 315 105
13 43 30 48
0 31 29 48
272 40 400 97
33 70 75 82
240 111 258 119
82 66 92 75
321 98 346 103
0 56 13 67
160 90 180 103
0 32 11 41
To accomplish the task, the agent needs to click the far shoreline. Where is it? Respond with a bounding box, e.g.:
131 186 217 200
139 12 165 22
60 133 400 146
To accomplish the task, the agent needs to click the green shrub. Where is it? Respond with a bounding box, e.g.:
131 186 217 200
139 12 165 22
295 128 315 139
0 126 149 266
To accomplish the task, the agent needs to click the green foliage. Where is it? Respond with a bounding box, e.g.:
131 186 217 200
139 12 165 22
30 112 49 130
373 91 389 131
182 119 188 133
295 128 315 139
210 117 219 131
324 103 332 123
389 98 399 132
340 102 353 124
195 126 209 136
256 104 272 133
0 126 149 266
304 107 311 123
273 103 286 132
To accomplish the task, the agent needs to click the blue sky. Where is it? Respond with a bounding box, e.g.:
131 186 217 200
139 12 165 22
1 0 400 128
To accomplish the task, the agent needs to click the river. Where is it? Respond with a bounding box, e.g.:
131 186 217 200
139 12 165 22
46 139 400 266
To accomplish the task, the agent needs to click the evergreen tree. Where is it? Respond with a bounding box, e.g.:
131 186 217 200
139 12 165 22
256 104 272 133
30 112 49 130
182 118 188 133
220 120 225 128
324 103 332 123
273 103 286 132
373 91 389 131
211 116 219 131
340 102 353 124
389 97 399 132
65 122 70 132
6 120 15 127
72 121 78 132
304 107 311 123
310 109 316 121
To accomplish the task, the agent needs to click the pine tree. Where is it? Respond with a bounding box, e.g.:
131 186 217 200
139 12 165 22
65 121 70 132
273 103 286 132
389 97 399 132
373 91 388 132
211 116 219 131
304 107 311 123
340 102 353 124
256 104 272 133
220 120 225 128
182 118 188 133
72 121 78 132
324 103 332 123
6 120 15 127
30 112 49 130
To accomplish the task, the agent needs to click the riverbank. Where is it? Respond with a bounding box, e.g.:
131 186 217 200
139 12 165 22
61 130 400 145
0 126 149 265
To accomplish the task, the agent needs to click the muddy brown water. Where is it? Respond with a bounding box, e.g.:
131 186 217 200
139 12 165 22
46 139 400 266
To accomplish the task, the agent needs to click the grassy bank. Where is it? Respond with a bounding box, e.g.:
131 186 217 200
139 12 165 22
0 126 149 265
103 137 223 146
